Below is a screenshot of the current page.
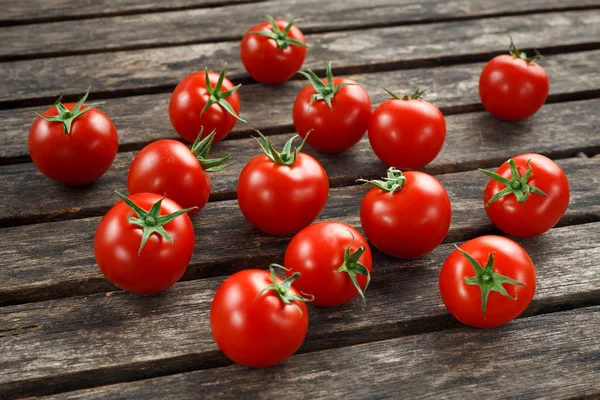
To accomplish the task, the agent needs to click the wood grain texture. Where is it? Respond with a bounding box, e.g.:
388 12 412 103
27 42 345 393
3 50 600 163
1 222 599 398
2 10 600 105
46 306 600 400
0 157 598 306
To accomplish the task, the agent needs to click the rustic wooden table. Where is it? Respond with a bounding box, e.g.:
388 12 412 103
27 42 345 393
1 0 600 398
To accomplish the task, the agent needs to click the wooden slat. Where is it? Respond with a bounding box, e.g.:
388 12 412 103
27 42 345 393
0 157 598 306
2 100 599 226
3 50 600 163
45 306 600 400
1 222 599 398
1 10 599 105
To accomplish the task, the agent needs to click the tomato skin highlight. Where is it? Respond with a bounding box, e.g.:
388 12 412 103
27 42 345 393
241 19 306 85
479 54 549 121
483 153 570 237
368 99 445 169
237 153 329 235
293 78 372 153
28 104 118 185
94 193 195 294
210 269 309 367
284 222 372 306
439 235 536 328
360 171 451 258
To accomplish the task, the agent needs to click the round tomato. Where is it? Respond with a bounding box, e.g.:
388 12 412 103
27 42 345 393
479 38 549 120
169 64 245 143
480 153 569 237
368 89 445 169
241 15 307 84
211 266 311 367
28 88 118 185
359 168 451 258
128 129 233 217
284 221 372 306
94 192 195 294
237 132 329 235
293 62 372 153
439 235 536 328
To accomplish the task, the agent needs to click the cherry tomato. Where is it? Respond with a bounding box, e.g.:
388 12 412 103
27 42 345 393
241 16 307 84
284 221 372 306
293 62 372 153
479 38 549 120
169 65 245 143
439 235 536 328
237 132 329 235
28 88 118 185
359 168 451 258
211 265 311 367
368 89 445 169
480 153 569 237
94 192 195 294
128 129 233 217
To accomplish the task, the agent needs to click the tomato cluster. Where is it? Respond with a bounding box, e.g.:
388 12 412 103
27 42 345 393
27 16 567 370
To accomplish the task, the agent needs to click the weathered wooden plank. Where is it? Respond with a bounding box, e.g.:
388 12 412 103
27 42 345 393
0 157 598 306
46 306 600 400
1 222 599 398
2 0 598 59
2 100 599 226
1 10 599 105
3 50 600 163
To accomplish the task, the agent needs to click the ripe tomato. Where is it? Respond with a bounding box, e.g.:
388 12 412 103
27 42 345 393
284 221 372 306
94 192 195 294
28 88 118 185
210 265 312 367
479 38 549 120
368 89 445 169
237 132 329 235
169 64 245 143
128 129 233 217
241 15 307 84
293 62 372 153
359 168 451 258
480 153 569 237
439 235 536 328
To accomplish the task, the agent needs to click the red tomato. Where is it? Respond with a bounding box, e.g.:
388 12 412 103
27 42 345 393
241 16 307 84
211 266 311 367
479 38 549 120
28 88 118 185
368 89 445 169
169 65 245 143
293 62 372 153
128 129 233 217
237 132 329 235
439 235 536 328
94 192 195 294
284 221 372 306
480 153 569 237
359 168 451 258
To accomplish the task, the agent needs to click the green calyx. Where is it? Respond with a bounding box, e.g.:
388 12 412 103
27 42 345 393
252 130 310 166
382 85 426 101
250 15 308 50
37 86 95 134
190 127 235 172
508 35 542 63
357 167 406 198
456 246 526 319
200 64 247 123
298 61 355 110
257 264 314 315
479 159 548 207
334 233 371 304
115 191 196 255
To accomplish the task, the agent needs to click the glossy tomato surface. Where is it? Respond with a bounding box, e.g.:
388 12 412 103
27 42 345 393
28 104 118 185
210 269 309 367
